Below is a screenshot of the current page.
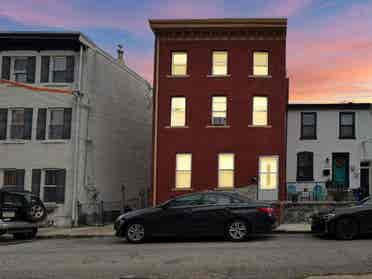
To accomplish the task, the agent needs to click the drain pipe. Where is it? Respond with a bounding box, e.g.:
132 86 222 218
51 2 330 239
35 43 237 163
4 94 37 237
71 45 84 226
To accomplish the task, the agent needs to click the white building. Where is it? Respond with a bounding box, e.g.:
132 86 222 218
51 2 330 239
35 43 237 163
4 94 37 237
0 32 152 226
287 103 372 200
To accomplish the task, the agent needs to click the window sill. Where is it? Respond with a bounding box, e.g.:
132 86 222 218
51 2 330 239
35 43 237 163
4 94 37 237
40 140 69 144
214 187 234 190
248 75 272 79
206 125 230 128
206 74 231 78
0 140 27 144
248 125 272 128
39 82 73 87
339 137 356 140
164 126 189 129
166 75 190 78
300 138 317 140
172 188 193 191
296 179 315 183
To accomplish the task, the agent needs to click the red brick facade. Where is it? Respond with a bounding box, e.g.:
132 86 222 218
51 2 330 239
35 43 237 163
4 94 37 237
150 19 289 205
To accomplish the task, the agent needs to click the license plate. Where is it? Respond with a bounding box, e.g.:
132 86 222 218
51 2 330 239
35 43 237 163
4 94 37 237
2 211 15 218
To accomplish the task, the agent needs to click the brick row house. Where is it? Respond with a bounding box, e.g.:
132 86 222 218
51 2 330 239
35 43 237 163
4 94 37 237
0 32 152 226
150 19 289 204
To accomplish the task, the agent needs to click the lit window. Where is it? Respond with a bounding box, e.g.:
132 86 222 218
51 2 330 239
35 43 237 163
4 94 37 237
176 154 192 188
253 97 268 126
259 156 278 190
171 52 187 76
218 153 234 188
212 51 228 75
171 97 186 127
212 96 227 126
253 52 269 76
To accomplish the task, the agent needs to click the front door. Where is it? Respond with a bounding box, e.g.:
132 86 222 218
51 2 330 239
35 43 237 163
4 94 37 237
360 162 370 199
258 156 279 200
332 153 349 189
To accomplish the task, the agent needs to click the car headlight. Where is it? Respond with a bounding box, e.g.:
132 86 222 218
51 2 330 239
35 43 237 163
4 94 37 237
324 213 336 221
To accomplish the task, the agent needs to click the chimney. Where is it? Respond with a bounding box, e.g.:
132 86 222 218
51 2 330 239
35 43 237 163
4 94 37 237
117 44 124 64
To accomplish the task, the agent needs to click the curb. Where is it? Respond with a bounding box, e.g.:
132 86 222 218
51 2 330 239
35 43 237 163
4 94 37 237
37 234 115 239
273 230 312 234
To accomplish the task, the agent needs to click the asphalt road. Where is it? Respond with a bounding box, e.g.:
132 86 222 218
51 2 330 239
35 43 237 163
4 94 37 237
1 234 372 279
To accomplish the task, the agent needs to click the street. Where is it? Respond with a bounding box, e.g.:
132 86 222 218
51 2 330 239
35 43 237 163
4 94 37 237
1 234 372 279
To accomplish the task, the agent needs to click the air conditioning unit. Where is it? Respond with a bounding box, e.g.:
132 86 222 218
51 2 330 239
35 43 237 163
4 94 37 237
212 117 226 126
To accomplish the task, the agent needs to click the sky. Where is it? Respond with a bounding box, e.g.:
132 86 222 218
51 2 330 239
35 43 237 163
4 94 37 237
1 0 371 103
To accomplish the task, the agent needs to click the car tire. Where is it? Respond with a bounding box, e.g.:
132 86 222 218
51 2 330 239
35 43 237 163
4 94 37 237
226 220 249 242
335 218 358 240
125 222 145 243
27 202 47 223
13 228 38 240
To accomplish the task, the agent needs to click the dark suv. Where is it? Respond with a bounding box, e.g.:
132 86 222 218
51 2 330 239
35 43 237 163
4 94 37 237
0 189 47 239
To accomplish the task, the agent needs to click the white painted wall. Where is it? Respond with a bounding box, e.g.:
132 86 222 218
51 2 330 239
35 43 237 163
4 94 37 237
287 108 372 195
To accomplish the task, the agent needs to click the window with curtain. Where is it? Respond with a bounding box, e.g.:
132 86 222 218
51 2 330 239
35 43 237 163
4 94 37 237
252 97 268 126
170 97 186 127
253 51 269 76
218 153 234 188
175 154 192 188
171 52 187 76
297 152 314 181
212 96 227 126
212 51 228 75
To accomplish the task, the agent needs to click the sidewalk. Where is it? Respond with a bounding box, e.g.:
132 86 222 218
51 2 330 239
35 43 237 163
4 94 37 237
37 223 311 239
306 275 372 279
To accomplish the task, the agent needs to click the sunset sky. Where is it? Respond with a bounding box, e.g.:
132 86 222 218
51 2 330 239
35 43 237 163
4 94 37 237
1 0 371 103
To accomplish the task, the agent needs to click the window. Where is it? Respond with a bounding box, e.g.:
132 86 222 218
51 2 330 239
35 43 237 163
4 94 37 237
13 57 28 83
301 112 317 139
171 52 187 76
218 153 234 188
0 109 7 140
10 108 33 140
202 193 232 205
167 193 203 208
49 109 64 139
212 51 228 75
53 56 67 82
170 97 186 127
3 169 25 191
175 154 192 189
259 156 278 190
252 97 268 126
36 108 72 140
211 96 227 126
297 152 313 181
339 112 355 139
40 56 75 83
43 169 66 203
253 52 269 76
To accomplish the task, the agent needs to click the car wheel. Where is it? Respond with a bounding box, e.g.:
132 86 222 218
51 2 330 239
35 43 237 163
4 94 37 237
13 228 38 240
226 220 249 241
28 202 47 223
126 222 145 243
335 218 358 240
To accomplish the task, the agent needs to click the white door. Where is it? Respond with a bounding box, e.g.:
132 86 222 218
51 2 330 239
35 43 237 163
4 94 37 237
258 156 279 200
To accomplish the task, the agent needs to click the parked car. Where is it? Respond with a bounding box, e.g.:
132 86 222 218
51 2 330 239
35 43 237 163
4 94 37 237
311 196 372 240
0 189 47 240
115 191 276 243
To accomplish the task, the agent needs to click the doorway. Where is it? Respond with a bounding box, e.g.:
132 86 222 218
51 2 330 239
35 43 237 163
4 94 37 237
360 162 370 199
332 153 349 188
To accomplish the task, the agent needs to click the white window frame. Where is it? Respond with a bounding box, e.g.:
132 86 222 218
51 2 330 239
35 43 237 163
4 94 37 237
211 96 227 126
8 108 25 140
47 108 65 140
42 168 65 204
171 52 187 76
218 153 234 188
175 153 192 189
252 96 268 126
170 97 186 127
253 51 269 76
258 156 279 190
212 51 228 76
12 57 28 83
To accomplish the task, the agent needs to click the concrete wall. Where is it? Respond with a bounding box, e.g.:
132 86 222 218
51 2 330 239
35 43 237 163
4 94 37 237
287 108 372 194
80 48 152 209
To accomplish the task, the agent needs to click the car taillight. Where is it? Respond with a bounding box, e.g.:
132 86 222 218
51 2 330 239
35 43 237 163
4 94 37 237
257 207 274 216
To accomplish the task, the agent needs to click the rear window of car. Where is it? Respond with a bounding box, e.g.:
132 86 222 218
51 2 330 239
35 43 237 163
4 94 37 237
202 193 232 205
167 193 203 207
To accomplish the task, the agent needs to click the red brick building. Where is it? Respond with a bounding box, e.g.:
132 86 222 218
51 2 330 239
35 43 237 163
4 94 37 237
149 19 289 205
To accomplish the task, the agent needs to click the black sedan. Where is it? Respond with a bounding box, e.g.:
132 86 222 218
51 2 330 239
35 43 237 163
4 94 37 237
311 196 372 240
115 191 276 243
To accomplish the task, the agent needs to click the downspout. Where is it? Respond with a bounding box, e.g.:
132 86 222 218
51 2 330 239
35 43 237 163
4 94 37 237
71 45 84 226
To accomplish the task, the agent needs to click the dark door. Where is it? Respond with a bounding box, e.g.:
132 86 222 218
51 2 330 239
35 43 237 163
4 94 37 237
150 193 203 237
360 167 370 199
332 153 349 188
189 193 232 236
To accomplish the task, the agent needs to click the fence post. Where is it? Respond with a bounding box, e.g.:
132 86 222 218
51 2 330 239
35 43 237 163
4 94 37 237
76 201 81 227
100 200 104 226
